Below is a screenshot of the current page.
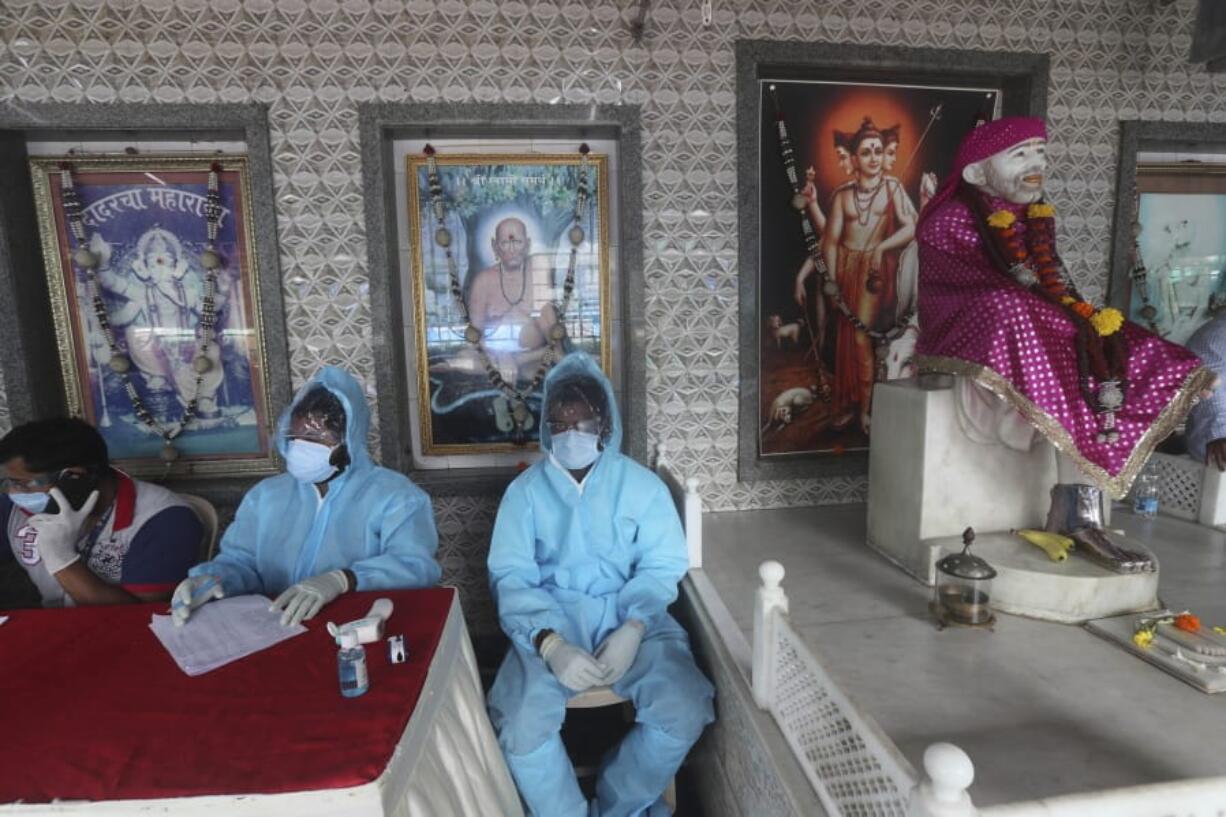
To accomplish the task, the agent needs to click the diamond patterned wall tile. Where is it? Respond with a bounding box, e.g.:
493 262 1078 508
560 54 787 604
0 0 1215 527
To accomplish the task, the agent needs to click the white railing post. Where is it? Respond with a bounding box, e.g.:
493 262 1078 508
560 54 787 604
684 476 703 569
752 560 788 709
908 743 977 817
655 439 669 471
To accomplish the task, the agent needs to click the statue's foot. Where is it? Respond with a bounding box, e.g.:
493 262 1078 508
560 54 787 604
1068 526 1156 574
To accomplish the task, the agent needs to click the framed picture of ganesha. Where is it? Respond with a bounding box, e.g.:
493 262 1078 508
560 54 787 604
29 155 278 478
752 78 999 461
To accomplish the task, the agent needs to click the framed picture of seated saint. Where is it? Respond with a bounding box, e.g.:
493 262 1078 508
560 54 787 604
405 150 612 456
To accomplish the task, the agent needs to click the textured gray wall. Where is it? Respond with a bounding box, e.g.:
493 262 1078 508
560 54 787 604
0 2 1221 634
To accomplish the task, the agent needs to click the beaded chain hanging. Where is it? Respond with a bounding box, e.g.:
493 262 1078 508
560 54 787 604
968 191 1131 444
422 144 588 443
1127 187 1163 336
59 161 224 463
767 86 916 378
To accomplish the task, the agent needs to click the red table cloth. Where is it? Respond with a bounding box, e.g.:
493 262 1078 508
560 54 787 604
0 587 455 804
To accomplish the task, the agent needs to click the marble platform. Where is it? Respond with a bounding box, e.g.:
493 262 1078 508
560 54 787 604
701 503 1226 807
867 379 1056 585
926 530 1160 623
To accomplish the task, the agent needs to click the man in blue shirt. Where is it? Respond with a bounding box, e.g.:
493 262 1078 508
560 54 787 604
1186 316 1226 470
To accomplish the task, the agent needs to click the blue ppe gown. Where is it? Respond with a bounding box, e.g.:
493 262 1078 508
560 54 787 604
487 352 715 817
189 366 441 596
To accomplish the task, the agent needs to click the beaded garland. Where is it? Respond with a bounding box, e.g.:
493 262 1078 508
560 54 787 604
58 161 223 463
969 191 1130 444
768 85 916 374
422 144 588 442
1127 188 1163 336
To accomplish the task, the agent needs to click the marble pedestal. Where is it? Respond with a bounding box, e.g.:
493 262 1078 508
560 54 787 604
926 531 1160 623
866 378 1159 622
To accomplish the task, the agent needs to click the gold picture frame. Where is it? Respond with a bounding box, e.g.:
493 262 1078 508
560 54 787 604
30 155 278 477
406 152 612 456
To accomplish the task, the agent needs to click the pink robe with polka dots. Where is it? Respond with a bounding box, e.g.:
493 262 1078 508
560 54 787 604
916 194 1212 497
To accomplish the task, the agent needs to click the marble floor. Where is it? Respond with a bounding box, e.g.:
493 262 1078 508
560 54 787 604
702 503 1226 807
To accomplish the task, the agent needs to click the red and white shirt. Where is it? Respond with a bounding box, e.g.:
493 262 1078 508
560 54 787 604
1 472 202 606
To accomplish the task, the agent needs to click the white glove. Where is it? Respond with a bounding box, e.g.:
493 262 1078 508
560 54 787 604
270 569 349 627
27 488 99 575
594 619 645 685
171 574 225 626
539 632 610 692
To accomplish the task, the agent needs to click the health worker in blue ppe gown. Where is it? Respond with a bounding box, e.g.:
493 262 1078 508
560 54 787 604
487 352 715 817
170 366 441 627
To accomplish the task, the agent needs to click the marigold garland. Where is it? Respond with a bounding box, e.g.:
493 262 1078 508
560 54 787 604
972 193 1131 444
986 210 1016 229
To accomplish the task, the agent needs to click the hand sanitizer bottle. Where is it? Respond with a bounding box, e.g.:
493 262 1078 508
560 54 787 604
337 629 368 698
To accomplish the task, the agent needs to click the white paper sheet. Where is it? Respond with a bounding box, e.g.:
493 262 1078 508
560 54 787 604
150 595 306 676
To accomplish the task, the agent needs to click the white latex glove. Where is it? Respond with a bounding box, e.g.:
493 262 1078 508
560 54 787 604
270 569 349 627
171 574 225 626
539 633 610 692
27 488 99 575
594 619 645 685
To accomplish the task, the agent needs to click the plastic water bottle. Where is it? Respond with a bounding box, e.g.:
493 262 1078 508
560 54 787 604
337 629 369 698
1133 468 1159 518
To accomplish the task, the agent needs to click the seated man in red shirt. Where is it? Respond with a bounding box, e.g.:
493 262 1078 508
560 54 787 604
0 418 202 607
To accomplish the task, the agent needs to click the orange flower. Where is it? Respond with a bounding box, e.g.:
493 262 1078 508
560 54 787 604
1175 613 1201 633
1028 203 1056 219
1071 302 1095 319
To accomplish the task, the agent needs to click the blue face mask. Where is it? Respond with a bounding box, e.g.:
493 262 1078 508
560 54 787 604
285 440 339 484
9 491 51 514
551 430 602 471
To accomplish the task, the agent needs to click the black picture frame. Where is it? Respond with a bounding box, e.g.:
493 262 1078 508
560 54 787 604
735 40 1049 483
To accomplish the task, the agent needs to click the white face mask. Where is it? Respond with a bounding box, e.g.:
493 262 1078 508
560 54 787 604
9 491 51 514
285 440 339 484
551 430 601 471
965 137 1047 204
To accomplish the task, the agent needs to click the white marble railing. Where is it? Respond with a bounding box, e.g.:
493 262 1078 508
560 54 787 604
655 442 703 569
750 560 1226 817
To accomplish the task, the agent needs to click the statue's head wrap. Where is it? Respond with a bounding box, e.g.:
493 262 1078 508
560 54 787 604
918 116 1047 225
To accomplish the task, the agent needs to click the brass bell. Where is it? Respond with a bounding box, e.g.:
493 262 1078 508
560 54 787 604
109 354 132 373
435 227 452 248
568 225 585 246
465 324 481 344
193 354 214 374
791 193 807 211
200 249 222 270
549 324 565 341
159 443 180 462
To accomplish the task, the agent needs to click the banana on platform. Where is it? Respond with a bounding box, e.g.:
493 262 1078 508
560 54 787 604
1012 528 1075 562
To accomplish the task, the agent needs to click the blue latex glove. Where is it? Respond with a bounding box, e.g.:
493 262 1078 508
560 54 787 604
594 619 645 685
170 574 224 626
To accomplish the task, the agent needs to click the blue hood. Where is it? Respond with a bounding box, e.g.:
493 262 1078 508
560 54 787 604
275 366 374 472
539 352 620 455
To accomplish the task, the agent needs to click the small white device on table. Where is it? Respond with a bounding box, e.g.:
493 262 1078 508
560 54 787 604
327 597 394 645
